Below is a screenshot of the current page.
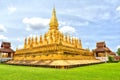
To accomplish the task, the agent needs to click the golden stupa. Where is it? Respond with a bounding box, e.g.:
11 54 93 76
13 7 95 61
6 8 104 68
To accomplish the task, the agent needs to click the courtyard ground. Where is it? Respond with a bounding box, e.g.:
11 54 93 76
0 63 120 80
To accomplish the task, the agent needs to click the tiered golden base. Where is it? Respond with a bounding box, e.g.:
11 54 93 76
6 60 104 69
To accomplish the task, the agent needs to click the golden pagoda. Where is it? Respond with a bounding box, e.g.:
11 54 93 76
14 8 95 61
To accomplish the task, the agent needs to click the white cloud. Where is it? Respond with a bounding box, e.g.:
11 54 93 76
115 7 120 22
18 44 23 49
0 35 7 40
16 38 23 42
60 26 76 35
62 5 111 22
116 6 120 12
8 6 16 13
100 12 111 20
28 34 38 38
0 24 7 32
116 6 120 15
85 42 90 46
116 6 120 14
23 17 49 31
59 21 67 26
117 45 120 49
105 0 119 4
78 22 89 26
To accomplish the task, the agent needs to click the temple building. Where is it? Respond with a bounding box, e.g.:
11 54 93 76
94 41 116 57
93 41 116 61
7 8 103 68
0 42 14 62
14 8 94 60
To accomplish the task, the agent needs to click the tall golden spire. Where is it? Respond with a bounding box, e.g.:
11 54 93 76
49 7 59 30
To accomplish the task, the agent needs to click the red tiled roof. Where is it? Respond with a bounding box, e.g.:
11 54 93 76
114 56 120 60
1 42 11 48
0 48 14 53
95 48 106 52
109 52 116 55
97 42 106 47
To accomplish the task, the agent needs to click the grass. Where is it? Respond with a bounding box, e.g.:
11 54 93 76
0 63 120 80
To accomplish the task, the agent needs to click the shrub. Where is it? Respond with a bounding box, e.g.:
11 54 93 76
108 56 114 62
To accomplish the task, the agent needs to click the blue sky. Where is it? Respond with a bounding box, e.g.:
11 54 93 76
0 0 120 52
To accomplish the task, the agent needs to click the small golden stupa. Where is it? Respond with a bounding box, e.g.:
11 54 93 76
6 7 102 68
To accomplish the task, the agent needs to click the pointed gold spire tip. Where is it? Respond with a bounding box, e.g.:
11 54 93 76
49 7 59 30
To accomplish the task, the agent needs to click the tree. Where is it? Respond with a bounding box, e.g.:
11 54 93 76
108 56 114 62
117 48 120 56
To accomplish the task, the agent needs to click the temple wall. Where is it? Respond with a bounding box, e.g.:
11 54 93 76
14 44 94 60
15 45 86 55
14 54 95 60
62 55 95 60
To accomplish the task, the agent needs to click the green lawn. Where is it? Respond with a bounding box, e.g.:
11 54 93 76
0 63 120 80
